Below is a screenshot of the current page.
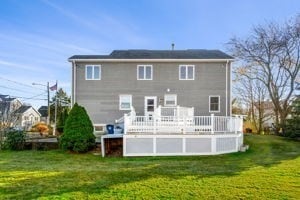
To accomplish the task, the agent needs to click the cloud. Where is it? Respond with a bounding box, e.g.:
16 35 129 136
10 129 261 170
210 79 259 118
41 0 102 31
0 59 47 72
41 0 150 46
0 33 98 55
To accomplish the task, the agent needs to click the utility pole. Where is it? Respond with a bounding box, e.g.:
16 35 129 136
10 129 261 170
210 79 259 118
47 82 50 126
32 82 50 126
53 81 58 136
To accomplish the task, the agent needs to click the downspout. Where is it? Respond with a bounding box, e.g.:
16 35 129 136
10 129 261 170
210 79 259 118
72 60 76 106
225 60 229 116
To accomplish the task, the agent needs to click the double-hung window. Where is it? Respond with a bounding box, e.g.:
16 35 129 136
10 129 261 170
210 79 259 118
119 95 132 110
179 65 194 80
137 65 153 80
209 96 220 112
164 94 177 106
86 65 101 80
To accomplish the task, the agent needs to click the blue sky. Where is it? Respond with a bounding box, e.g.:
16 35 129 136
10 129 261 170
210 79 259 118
0 0 299 108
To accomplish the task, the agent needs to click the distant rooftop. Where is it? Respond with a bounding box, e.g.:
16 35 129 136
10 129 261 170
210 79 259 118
69 49 233 60
38 106 48 117
0 94 16 102
14 105 31 114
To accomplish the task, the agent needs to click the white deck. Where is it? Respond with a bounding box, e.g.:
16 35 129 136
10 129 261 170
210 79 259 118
124 107 243 135
121 106 243 157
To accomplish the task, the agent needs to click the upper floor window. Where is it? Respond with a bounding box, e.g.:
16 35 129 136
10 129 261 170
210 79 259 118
164 94 177 106
209 96 220 112
86 65 101 80
119 94 132 110
137 65 153 80
179 65 194 80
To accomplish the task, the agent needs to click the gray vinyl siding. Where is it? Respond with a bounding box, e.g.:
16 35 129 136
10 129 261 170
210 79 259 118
73 61 231 124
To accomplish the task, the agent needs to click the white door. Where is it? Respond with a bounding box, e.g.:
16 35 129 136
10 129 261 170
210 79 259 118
144 96 157 119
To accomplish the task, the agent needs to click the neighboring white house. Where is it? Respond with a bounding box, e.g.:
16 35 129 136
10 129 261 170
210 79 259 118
0 95 23 127
14 106 41 130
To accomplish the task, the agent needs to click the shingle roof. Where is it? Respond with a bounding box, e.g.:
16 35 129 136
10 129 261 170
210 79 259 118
0 94 15 102
38 106 48 117
0 94 9 100
14 105 31 114
69 49 233 60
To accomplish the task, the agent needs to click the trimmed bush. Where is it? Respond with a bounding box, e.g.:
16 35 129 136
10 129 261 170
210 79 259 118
59 103 95 152
31 122 49 136
3 130 26 150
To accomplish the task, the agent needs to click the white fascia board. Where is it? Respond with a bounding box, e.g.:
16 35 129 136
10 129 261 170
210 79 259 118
68 58 234 63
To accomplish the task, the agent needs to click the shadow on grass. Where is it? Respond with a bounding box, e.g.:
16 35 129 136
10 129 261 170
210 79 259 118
0 135 299 199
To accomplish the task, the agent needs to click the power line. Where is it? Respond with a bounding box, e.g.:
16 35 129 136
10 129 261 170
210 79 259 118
21 92 48 100
0 85 44 95
0 85 32 93
0 76 45 91
9 95 47 101
13 97 47 101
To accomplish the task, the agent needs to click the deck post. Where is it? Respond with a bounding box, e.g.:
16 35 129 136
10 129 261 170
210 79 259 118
153 114 157 134
124 114 128 134
183 116 186 134
235 116 238 134
211 114 214 134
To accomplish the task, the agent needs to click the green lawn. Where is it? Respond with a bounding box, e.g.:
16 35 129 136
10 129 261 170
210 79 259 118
0 135 299 200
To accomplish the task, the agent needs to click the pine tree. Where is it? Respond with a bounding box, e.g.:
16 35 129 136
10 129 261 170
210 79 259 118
60 103 95 152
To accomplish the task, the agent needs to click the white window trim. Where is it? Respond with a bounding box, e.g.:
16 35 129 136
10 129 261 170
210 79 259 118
164 94 177 106
119 94 132 110
85 65 101 80
137 65 153 80
209 95 220 113
94 124 106 133
179 65 195 80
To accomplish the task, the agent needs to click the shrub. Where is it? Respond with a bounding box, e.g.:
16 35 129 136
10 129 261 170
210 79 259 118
56 108 69 134
31 122 49 136
59 103 95 153
285 97 300 138
3 130 26 150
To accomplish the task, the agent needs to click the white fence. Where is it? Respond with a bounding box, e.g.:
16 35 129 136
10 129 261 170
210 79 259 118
124 113 243 134
123 133 243 156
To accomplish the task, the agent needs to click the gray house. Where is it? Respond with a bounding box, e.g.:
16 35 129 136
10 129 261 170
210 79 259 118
69 50 233 123
69 49 243 156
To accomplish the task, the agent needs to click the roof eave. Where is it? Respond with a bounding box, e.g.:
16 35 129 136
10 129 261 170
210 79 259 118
68 58 234 62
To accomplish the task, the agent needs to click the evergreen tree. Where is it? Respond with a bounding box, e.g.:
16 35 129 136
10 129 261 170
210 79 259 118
50 88 70 123
56 108 69 133
60 103 95 152
286 96 300 138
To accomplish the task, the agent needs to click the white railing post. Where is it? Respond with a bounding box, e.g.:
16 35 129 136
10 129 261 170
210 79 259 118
211 114 214 134
235 116 238 134
156 105 161 118
183 116 186 134
153 114 157 134
124 114 128 134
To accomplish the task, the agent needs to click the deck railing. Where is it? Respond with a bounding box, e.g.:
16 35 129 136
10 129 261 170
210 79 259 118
124 114 243 134
155 105 194 117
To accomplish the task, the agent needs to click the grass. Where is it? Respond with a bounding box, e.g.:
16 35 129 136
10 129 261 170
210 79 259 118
0 135 299 200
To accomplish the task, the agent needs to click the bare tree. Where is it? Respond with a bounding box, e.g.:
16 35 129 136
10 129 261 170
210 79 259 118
234 69 270 133
228 15 300 135
0 98 21 149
